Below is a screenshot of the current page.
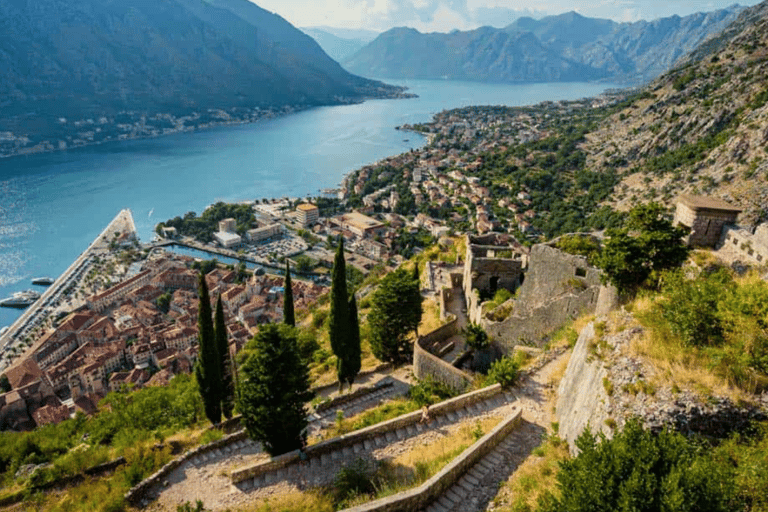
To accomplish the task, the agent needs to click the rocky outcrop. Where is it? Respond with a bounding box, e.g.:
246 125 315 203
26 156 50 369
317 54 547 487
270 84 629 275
556 315 768 454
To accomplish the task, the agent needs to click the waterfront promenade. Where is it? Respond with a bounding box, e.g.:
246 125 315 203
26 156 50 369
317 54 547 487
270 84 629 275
0 210 137 372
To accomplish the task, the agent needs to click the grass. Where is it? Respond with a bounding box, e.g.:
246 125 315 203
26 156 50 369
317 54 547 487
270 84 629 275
418 298 443 335
628 295 750 401
492 434 570 512
321 398 420 439
341 417 501 508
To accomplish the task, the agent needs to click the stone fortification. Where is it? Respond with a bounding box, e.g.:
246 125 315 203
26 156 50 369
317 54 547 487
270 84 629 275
721 223 768 264
414 316 472 392
673 194 742 248
482 244 602 352
463 233 527 323
555 322 612 452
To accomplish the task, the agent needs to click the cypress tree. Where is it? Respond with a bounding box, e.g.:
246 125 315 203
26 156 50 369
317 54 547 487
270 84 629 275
215 295 235 420
195 272 221 424
339 294 362 388
329 237 351 391
283 261 295 327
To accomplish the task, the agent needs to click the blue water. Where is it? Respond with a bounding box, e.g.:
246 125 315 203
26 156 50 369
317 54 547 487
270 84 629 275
0 79 620 328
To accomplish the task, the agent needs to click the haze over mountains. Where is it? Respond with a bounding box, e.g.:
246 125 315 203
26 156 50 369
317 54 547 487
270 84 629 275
0 0 404 153
342 6 744 84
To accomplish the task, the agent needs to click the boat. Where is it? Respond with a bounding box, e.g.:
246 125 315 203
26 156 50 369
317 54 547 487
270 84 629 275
0 290 41 308
31 276 54 286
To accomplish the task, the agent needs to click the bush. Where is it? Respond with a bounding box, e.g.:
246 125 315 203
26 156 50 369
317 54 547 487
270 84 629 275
332 459 376 506
485 356 520 389
407 377 457 407
463 323 491 350
539 419 735 512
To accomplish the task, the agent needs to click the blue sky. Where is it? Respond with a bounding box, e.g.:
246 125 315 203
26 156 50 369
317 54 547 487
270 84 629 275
253 0 761 32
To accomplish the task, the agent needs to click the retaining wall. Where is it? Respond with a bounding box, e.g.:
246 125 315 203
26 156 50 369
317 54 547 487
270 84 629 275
230 384 504 484
413 316 473 392
339 407 523 512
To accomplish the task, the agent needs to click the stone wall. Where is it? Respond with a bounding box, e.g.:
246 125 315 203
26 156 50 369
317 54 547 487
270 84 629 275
230 384 505 484
414 317 472 392
555 322 611 453
126 429 250 506
482 244 602 353
721 225 768 265
339 407 522 512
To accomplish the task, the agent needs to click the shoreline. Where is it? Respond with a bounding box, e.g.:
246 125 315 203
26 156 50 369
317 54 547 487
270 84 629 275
0 91 417 162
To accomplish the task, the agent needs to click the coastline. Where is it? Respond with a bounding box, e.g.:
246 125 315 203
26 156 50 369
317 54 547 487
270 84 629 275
0 91 417 161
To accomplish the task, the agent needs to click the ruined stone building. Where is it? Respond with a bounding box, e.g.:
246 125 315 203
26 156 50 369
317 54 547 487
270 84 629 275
673 195 742 248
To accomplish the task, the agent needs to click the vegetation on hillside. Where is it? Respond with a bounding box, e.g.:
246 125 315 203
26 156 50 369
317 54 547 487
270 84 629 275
156 202 256 243
527 420 768 512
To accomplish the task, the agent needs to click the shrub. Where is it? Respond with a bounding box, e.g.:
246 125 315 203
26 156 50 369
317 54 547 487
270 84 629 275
485 356 520 389
407 377 457 407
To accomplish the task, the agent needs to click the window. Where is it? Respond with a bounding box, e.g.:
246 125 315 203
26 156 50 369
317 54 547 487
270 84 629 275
575 268 587 278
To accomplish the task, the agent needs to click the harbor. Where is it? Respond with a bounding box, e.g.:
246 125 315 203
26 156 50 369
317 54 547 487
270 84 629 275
0 210 137 372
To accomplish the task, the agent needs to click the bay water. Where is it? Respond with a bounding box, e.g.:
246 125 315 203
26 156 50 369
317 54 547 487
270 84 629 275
0 79 620 328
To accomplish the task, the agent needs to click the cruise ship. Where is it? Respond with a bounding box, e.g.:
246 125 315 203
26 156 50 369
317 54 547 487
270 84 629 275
0 290 41 308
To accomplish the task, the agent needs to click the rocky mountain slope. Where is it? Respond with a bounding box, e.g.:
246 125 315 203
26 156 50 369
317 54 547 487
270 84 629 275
343 7 742 84
0 0 403 152
583 1 768 223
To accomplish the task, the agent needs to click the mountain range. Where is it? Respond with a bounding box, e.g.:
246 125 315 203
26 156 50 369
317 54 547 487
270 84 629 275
300 27 379 62
0 0 404 148
343 7 744 84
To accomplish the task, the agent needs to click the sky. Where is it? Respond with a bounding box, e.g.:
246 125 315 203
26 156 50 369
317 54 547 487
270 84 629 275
252 0 763 33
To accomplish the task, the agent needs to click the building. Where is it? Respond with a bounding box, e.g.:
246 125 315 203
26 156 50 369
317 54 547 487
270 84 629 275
296 203 319 226
213 231 242 249
247 223 285 243
673 195 742 248
339 212 386 239
219 218 237 233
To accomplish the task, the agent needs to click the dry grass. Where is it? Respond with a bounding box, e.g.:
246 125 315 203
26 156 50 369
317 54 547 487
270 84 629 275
393 416 501 470
492 435 570 512
237 490 335 512
627 296 749 402
546 355 571 391
418 298 443 335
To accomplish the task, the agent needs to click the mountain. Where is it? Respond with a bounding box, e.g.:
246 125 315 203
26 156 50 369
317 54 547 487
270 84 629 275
301 27 376 62
343 7 744 84
583 1 768 222
0 0 405 154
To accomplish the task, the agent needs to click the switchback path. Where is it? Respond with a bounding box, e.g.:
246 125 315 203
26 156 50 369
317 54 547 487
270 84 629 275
146 354 568 511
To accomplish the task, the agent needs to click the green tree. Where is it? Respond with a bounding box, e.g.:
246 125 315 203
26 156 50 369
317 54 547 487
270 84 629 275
156 291 172 314
329 237 353 391
369 267 423 363
214 296 235 420
283 261 295 327
596 203 689 293
463 323 490 350
339 294 362 388
0 374 10 393
194 272 221 425
237 324 313 456
540 419 734 512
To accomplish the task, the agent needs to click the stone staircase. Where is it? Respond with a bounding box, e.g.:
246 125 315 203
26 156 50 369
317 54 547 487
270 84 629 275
231 387 519 495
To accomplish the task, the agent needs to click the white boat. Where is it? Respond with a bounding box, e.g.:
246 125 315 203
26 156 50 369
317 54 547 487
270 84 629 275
32 276 54 286
0 290 41 308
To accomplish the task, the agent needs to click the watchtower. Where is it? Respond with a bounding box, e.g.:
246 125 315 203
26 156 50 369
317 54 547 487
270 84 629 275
673 195 742 248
